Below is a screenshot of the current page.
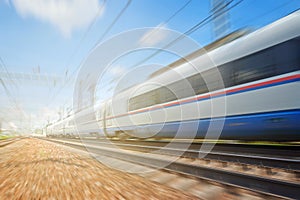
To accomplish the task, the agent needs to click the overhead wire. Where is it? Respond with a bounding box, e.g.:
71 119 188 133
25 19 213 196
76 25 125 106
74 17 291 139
139 0 192 44
48 0 195 106
108 0 193 87
0 56 18 89
53 0 241 94
96 0 132 44
131 0 241 68
0 78 25 118
105 0 238 93
47 0 133 106
46 0 107 106
48 0 244 111
104 0 244 96
232 0 294 28
0 55 24 118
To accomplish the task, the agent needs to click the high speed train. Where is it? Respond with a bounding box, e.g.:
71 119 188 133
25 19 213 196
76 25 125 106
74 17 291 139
47 10 300 141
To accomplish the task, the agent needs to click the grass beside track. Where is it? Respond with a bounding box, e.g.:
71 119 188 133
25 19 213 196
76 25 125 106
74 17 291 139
0 135 14 140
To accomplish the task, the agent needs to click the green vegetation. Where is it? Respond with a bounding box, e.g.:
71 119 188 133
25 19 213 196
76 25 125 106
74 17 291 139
0 135 8 140
0 134 13 140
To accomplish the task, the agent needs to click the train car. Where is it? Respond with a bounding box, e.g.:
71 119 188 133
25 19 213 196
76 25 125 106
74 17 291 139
46 117 75 138
101 10 300 141
73 104 106 138
48 10 300 141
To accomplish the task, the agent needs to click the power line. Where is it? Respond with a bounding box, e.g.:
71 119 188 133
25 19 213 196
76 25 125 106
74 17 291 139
109 0 193 89
0 56 18 89
46 1 107 106
63 0 107 80
48 0 244 108
0 78 25 118
47 0 133 106
132 0 242 68
0 55 25 118
96 0 132 44
49 0 193 105
233 0 294 28
139 0 192 44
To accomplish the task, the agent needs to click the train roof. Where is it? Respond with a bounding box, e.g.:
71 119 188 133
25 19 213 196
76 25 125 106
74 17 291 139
148 29 249 79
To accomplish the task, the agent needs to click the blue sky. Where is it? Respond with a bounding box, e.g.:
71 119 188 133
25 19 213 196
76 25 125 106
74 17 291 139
0 0 299 131
1 0 299 75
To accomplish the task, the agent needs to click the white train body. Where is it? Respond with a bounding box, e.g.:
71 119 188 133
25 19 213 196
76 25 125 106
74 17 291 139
47 10 300 140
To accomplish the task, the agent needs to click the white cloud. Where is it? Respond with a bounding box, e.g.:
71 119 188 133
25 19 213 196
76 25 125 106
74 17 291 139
139 24 169 46
110 65 126 77
11 0 103 37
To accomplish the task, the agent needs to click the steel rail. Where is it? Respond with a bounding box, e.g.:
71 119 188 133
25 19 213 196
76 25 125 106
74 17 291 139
62 137 300 157
50 138 300 171
0 137 21 147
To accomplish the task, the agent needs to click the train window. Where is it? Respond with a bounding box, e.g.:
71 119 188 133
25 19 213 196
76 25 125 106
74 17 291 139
230 38 300 85
273 38 300 74
157 86 177 103
129 91 154 111
201 68 225 91
232 49 276 85
187 73 209 95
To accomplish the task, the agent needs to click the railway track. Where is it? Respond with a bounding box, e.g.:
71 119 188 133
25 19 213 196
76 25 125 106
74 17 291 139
43 137 300 199
50 137 300 171
0 137 22 147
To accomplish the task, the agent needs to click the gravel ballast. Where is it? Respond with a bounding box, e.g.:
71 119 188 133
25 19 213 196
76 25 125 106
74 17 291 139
0 138 198 200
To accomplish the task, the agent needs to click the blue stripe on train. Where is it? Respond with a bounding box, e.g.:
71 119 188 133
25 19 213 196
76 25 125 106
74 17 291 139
106 109 300 140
